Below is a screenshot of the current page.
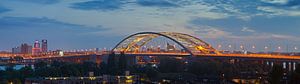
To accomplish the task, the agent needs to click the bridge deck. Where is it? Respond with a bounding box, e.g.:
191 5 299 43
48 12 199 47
20 52 300 61
124 53 300 60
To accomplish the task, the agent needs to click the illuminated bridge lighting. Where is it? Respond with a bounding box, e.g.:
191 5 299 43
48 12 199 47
5 32 299 62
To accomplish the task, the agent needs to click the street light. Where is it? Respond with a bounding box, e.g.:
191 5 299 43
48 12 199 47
278 46 281 50
252 45 256 53
277 46 282 54
218 44 222 49
240 45 244 50
264 46 268 53
264 46 268 49
294 47 298 53
252 45 256 49
228 45 232 48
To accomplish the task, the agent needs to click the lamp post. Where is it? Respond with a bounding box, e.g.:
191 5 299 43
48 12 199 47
218 44 222 50
278 46 281 51
228 44 232 53
264 46 268 54
278 46 282 55
252 45 256 53
240 45 244 50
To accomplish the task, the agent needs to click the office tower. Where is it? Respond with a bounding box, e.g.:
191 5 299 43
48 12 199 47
12 43 32 54
41 39 48 52
21 43 32 54
12 47 21 54
32 40 41 55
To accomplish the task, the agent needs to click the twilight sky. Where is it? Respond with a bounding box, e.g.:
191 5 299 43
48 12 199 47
0 0 300 51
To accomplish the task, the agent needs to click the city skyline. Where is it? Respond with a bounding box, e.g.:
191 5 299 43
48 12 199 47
0 0 300 51
1 1 300 84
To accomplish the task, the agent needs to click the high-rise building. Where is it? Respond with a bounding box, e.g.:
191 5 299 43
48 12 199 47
21 43 32 54
12 46 21 54
32 40 41 55
41 39 48 52
34 40 40 48
12 43 32 54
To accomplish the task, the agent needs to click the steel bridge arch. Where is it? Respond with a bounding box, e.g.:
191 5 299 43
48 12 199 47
112 32 219 56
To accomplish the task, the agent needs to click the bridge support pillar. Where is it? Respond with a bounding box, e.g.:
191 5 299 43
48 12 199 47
293 62 297 71
288 62 292 72
271 61 274 67
283 62 286 70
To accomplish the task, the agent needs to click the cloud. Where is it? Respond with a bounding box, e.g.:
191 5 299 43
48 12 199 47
189 15 300 37
70 0 123 11
136 0 179 7
257 0 300 17
261 0 300 7
257 6 300 16
14 0 60 4
0 6 10 13
186 25 232 38
270 34 295 39
0 16 111 49
0 16 109 34
241 27 256 32
228 33 298 41
1 1 300 39
189 0 300 20
261 0 289 5
187 19 299 41
286 0 300 7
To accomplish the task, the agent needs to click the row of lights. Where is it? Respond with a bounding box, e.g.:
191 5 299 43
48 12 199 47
47 77 97 80
63 48 99 52
217 44 298 51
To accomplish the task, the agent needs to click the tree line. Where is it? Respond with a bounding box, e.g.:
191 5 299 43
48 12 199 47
1 52 300 84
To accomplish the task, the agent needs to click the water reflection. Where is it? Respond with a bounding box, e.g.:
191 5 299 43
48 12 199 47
0 65 25 70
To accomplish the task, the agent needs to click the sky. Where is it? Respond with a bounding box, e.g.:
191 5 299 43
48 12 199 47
0 0 300 52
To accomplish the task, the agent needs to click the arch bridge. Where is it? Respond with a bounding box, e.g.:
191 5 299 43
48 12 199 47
112 32 300 61
113 32 220 56
20 32 300 64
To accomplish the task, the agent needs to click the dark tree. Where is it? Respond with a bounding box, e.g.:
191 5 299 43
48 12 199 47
99 62 108 75
289 64 300 84
80 61 101 76
60 63 81 76
1 65 22 84
107 52 118 75
34 66 51 77
51 61 64 68
144 63 159 80
19 66 34 82
187 60 221 76
34 61 48 70
158 57 184 73
118 52 128 74
0 70 4 83
269 64 284 84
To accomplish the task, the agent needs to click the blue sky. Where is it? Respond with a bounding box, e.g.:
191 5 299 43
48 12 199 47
0 0 300 51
